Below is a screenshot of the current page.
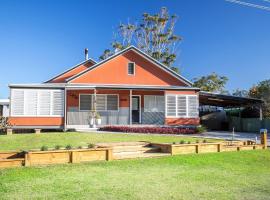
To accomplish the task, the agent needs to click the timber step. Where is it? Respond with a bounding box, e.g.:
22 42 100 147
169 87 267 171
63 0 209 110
97 142 169 160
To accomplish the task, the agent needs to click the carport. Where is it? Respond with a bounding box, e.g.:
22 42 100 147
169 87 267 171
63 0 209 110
198 91 265 132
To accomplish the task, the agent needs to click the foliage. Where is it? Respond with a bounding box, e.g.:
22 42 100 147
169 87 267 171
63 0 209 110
196 125 207 133
180 140 185 144
99 126 196 134
203 139 207 143
100 7 182 72
88 143 95 149
192 72 229 93
0 117 11 131
78 146 83 149
249 79 270 118
95 112 101 119
232 89 249 97
54 145 62 150
65 144 72 150
40 146 48 151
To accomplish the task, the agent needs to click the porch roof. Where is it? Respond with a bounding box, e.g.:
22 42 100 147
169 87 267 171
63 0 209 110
9 83 200 91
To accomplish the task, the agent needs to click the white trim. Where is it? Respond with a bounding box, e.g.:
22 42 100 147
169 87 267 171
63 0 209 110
165 94 198 118
132 95 141 124
127 62 135 75
78 93 119 112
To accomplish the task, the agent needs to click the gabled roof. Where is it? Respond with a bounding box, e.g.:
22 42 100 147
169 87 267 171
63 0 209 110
44 58 96 83
66 46 193 86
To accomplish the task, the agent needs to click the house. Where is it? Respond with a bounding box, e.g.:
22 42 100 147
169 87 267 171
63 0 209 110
0 99 9 117
8 46 200 131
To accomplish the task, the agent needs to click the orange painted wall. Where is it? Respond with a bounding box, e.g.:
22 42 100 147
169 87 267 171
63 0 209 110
50 61 95 83
165 118 200 126
70 50 187 86
9 117 64 126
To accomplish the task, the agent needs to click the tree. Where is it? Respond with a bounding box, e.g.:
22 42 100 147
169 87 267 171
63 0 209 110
100 7 182 72
192 72 229 93
232 89 249 97
249 79 270 118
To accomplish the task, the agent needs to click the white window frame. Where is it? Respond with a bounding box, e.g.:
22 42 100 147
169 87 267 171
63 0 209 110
10 89 64 117
165 94 198 118
127 62 135 75
79 94 119 112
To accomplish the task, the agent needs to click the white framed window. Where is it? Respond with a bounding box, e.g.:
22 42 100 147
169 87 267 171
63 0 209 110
144 95 165 112
79 94 119 111
165 95 198 118
11 89 64 117
128 62 135 75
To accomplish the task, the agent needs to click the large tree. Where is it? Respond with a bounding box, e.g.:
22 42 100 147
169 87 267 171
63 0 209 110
192 72 229 93
249 79 270 118
100 7 182 72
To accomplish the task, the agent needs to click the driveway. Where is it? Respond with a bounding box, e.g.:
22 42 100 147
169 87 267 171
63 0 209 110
193 131 270 145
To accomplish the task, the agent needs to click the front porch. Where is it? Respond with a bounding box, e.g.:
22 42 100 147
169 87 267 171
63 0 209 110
65 86 200 129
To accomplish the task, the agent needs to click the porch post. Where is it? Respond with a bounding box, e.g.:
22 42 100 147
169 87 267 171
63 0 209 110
63 88 67 131
129 90 132 125
93 88 97 128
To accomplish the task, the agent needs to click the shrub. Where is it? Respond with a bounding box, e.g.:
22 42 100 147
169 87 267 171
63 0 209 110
0 117 11 132
196 125 207 133
187 141 191 144
88 143 95 148
172 142 176 144
203 139 207 143
180 140 185 144
65 144 72 150
78 146 83 149
99 126 196 134
55 145 61 150
196 139 200 143
40 145 48 151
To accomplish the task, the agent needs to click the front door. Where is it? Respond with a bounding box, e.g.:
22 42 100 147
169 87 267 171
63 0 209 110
132 96 140 124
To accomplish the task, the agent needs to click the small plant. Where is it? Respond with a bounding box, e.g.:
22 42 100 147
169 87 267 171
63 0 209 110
203 139 207 143
40 145 48 151
55 145 61 150
196 139 200 143
65 144 72 150
196 125 207 133
180 140 185 144
78 146 83 149
95 112 101 119
172 142 176 144
187 141 191 144
88 143 95 148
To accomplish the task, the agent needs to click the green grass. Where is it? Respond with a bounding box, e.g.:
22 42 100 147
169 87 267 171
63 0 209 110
0 132 217 151
0 150 270 200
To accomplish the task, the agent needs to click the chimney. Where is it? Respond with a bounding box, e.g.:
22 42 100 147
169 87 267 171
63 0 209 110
84 48 88 60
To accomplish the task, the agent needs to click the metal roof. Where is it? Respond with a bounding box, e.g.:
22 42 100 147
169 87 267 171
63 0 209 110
199 91 263 107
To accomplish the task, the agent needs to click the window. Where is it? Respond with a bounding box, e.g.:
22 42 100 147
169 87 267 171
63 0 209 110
11 89 64 116
79 94 118 111
128 62 135 75
165 95 198 118
144 95 165 112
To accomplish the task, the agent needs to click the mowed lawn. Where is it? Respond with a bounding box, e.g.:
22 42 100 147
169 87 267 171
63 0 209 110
0 132 217 151
0 150 269 200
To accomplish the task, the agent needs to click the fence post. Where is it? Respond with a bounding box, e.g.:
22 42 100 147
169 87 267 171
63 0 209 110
106 149 113 161
260 129 268 149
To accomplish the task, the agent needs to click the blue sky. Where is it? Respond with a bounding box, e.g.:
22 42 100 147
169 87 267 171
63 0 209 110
0 0 269 98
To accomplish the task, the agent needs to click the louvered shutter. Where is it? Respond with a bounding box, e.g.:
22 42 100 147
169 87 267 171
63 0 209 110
52 90 64 115
107 95 118 111
166 95 176 116
188 96 198 117
177 96 187 117
38 90 51 115
11 89 24 116
24 90 38 116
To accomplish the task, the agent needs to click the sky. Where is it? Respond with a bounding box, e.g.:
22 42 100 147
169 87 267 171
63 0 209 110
0 0 269 98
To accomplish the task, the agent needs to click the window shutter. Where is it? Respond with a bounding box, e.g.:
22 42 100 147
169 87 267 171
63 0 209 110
52 90 64 115
107 95 118 111
11 89 24 116
156 96 165 112
38 90 51 115
24 90 38 116
166 95 176 116
96 95 106 111
177 96 187 117
188 96 198 117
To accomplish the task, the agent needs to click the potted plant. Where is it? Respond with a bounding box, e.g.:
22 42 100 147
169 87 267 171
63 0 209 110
95 112 101 125
89 111 96 128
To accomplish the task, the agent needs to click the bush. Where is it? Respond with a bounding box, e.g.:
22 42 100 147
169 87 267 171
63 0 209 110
187 141 191 144
100 126 196 134
0 117 11 132
65 144 72 150
88 143 95 149
196 139 200 143
78 146 83 149
196 125 207 133
40 145 48 151
55 145 61 150
180 140 185 144
203 139 207 143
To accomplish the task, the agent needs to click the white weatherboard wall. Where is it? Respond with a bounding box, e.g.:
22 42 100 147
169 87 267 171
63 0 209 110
10 89 64 117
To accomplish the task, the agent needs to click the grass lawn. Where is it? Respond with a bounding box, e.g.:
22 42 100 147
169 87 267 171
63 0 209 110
0 150 269 200
0 132 218 151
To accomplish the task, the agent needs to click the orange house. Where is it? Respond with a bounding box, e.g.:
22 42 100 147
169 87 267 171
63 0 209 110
9 46 200 130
